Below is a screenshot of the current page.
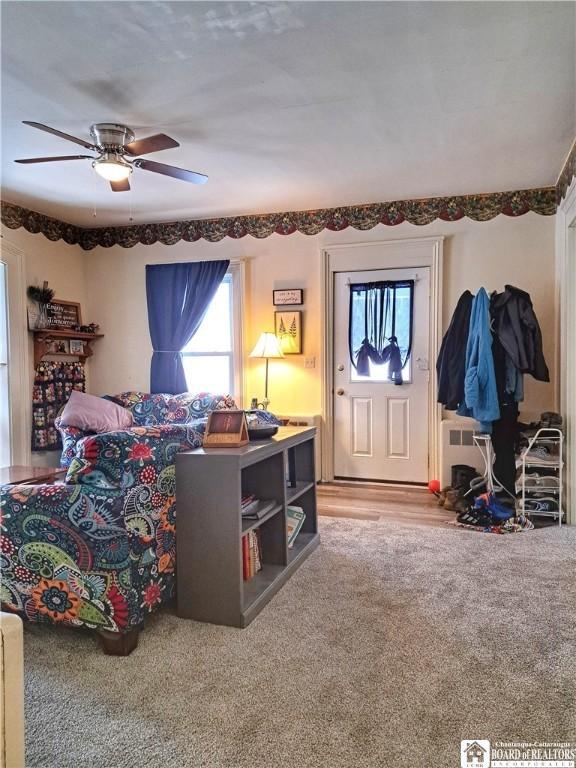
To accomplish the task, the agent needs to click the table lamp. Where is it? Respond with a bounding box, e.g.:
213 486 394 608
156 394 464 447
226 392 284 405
249 332 284 410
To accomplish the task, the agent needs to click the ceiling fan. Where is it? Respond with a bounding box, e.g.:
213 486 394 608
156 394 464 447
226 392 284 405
14 121 208 191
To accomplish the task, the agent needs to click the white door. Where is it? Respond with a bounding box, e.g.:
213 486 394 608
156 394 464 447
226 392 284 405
333 267 430 483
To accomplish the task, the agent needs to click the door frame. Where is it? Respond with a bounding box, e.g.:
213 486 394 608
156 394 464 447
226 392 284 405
321 236 444 483
556 173 576 524
1 239 30 466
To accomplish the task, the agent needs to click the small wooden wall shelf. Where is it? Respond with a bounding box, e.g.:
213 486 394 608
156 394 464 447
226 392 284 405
32 329 104 366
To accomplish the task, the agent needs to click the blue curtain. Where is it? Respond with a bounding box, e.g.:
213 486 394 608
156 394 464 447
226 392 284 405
146 260 230 394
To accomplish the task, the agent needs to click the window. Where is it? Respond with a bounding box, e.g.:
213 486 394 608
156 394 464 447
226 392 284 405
349 281 413 383
181 266 243 399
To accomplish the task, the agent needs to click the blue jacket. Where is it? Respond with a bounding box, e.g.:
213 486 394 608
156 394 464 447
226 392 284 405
457 288 500 432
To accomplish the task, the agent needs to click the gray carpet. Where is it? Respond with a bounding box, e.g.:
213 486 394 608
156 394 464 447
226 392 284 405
23 518 576 768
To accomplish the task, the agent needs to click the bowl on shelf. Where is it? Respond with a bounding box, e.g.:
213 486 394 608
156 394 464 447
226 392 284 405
245 410 281 440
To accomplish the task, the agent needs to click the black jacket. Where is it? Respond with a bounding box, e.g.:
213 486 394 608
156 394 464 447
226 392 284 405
490 285 549 382
436 290 473 409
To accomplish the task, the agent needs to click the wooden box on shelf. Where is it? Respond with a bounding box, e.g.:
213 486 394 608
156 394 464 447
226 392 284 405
203 410 249 448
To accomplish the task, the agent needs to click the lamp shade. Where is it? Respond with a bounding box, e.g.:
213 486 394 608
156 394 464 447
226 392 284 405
249 332 284 359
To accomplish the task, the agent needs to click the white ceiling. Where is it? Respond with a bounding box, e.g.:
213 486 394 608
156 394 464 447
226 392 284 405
1 1 575 227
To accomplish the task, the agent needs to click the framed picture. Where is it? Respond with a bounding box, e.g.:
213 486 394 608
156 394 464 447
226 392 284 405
275 310 302 354
45 300 82 330
273 289 303 306
69 339 84 355
46 339 69 355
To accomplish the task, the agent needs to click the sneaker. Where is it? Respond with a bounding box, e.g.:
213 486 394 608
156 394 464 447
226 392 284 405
525 446 560 465
488 498 515 522
443 489 462 512
521 473 560 488
523 498 559 513
540 412 562 428
474 492 514 522
515 514 535 530
457 509 492 527
437 487 451 507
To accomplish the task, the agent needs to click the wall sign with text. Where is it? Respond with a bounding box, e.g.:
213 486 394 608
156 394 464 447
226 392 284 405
272 289 303 306
45 300 82 329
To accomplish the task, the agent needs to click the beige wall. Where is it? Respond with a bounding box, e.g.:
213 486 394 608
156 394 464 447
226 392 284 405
1 225 88 465
3 212 557 462
78 212 556 421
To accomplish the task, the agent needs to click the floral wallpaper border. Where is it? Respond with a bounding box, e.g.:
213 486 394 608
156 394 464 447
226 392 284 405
0 187 557 250
556 140 576 204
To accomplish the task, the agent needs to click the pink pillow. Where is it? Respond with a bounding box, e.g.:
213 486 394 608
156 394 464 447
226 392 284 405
59 391 133 433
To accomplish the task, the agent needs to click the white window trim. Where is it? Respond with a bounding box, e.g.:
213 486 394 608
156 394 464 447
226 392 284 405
1 239 30 466
229 261 246 407
181 261 245 406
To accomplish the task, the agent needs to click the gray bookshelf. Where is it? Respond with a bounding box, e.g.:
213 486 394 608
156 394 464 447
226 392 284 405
175 426 319 627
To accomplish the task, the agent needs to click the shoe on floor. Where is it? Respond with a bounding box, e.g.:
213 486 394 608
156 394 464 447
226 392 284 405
437 487 451 507
525 445 560 465
443 489 462 512
515 514 535 530
457 509 492 527
523 497 559 513
520 473 560 488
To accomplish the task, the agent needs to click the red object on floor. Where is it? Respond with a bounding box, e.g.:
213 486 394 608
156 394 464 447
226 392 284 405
428 479 440 494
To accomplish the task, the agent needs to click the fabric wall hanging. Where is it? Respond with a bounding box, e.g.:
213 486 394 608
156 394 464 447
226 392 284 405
32 361 86 451
349 280 414 384
146 260 230 394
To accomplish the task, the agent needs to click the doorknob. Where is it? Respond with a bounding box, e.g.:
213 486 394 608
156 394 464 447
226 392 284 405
336 388 345 396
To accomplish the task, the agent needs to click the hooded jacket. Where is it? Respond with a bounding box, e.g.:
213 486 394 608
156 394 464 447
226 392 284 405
490 285 549 382
457 288 500 432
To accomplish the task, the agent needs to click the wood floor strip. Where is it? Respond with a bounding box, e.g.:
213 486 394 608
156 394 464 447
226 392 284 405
317 483 453 527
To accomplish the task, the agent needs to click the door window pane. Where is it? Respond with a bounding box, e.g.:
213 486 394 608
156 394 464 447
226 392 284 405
351 358 411 382
350 283 412 383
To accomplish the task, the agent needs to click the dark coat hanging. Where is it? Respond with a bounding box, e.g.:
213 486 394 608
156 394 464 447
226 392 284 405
436 290 474 410
490 285 549 382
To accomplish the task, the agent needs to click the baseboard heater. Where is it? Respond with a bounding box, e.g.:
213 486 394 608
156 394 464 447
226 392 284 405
439 419 482 488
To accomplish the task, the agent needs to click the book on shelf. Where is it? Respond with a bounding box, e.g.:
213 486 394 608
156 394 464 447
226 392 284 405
242 529 263 581
285 449 297 488
286 505 306 548
241 498 277 519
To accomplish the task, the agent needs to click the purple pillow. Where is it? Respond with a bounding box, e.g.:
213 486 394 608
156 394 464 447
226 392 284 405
59 390 133 433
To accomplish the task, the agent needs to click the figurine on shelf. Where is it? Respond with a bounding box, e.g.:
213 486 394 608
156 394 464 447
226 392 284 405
79 323 100 334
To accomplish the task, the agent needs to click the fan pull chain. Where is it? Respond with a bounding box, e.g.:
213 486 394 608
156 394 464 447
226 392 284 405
129 183 133 222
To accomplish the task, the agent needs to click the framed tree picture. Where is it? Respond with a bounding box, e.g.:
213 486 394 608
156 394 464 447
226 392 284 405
275 310 302 354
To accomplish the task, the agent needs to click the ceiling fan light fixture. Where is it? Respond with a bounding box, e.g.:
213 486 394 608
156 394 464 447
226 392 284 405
92 153 133 182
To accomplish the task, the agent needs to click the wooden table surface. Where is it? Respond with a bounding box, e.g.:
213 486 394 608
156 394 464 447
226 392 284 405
0 465 66 486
